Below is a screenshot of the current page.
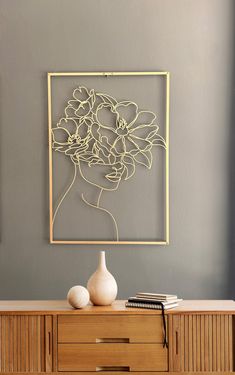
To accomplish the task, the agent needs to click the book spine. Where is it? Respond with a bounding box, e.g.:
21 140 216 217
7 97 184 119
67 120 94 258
125 302 162 309
128 298 164 305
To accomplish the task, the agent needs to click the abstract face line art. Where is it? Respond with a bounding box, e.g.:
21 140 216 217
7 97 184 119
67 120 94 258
51 86 167 241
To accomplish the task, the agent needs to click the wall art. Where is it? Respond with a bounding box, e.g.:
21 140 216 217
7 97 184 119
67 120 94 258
48 72 170 245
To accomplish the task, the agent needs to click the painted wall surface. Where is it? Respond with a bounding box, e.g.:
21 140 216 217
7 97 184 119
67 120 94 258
0 0 234 299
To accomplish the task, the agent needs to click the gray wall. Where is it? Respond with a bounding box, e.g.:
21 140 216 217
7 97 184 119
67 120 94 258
0 0 234 300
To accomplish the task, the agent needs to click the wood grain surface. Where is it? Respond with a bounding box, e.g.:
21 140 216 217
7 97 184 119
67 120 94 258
0 300 234 315
58 315 165 343
168 314 233 372
58 343 168 371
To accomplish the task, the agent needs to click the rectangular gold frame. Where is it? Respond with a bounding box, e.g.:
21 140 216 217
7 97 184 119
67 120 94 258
48 71 170 245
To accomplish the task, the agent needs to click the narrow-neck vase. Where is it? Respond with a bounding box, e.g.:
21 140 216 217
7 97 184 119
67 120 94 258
87 251 118 306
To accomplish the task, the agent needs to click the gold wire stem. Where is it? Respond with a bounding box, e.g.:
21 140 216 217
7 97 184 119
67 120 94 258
81 193 119 241
52 163 77 226
97 188 104 207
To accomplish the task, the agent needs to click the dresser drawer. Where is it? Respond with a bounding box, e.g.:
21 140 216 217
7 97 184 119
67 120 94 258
58 315 165 343
58 343 168 371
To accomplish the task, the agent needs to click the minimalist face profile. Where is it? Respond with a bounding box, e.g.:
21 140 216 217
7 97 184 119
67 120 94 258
51 85 167 241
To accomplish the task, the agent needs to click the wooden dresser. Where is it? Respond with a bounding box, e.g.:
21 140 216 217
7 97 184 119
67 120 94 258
0 300 234 374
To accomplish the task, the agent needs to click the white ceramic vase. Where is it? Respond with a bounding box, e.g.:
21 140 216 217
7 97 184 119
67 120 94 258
87 251 118 306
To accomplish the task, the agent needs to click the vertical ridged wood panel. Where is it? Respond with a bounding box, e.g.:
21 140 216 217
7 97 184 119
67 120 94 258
169 314 233 372
0 315 48 372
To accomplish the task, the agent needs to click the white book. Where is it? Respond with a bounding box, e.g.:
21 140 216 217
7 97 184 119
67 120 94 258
136 292 178 300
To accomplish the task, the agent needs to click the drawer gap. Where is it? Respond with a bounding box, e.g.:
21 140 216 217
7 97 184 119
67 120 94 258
96 338 130 343
96 366 130 372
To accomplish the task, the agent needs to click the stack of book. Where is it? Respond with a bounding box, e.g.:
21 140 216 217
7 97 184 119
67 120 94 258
125 292 182 310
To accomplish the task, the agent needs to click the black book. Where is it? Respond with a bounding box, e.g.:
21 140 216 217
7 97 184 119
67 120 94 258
128 297 180 306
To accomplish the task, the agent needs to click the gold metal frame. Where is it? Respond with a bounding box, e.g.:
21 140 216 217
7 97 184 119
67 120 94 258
48 71 170 245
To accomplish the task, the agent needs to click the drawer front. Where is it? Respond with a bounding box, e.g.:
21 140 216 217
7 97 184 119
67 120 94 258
58 343 168 371
58 315 165 343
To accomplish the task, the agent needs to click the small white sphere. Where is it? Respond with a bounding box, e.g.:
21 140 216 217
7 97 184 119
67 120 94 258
67 285 90 309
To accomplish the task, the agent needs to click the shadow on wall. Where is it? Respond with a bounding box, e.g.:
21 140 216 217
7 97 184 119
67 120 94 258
228 12 235 299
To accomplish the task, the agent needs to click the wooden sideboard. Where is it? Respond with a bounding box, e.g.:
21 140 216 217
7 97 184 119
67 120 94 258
0 300 234 374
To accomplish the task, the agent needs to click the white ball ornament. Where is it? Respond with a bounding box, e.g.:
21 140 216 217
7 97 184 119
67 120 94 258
67 285 90 309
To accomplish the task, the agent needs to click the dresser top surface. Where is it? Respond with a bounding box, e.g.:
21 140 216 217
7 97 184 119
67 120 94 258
0 300 234 315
